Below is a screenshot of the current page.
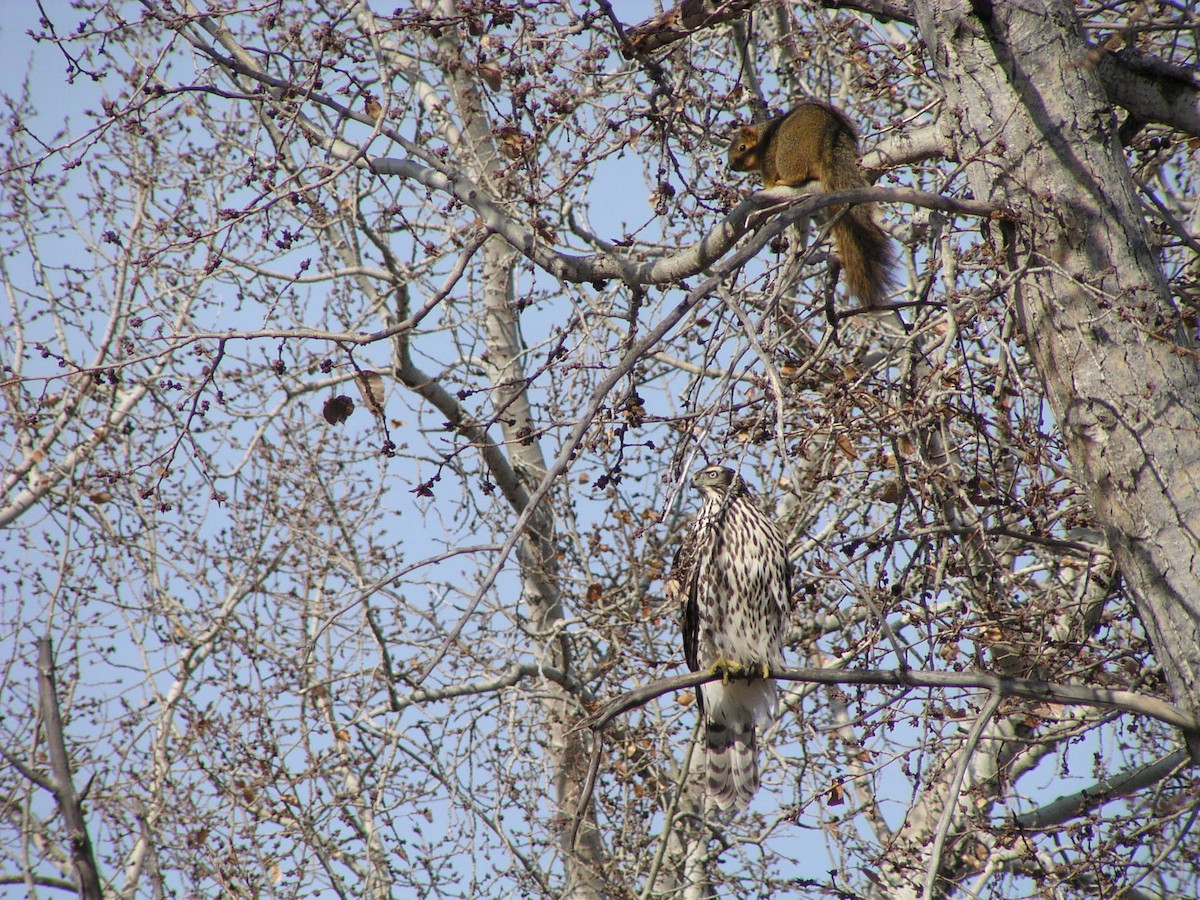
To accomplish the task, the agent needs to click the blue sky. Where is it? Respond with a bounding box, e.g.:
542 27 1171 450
2 3 1185 897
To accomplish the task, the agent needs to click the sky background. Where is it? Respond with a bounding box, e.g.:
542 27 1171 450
1 2 1178 897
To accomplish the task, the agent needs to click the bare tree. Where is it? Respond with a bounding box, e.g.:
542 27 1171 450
1 0 1198 897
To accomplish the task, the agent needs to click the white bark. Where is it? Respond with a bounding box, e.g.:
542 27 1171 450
914 0 1200 745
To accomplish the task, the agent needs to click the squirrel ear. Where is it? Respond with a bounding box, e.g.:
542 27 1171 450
730 125 756 145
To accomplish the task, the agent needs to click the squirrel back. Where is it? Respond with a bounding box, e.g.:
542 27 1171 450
728 103 894 307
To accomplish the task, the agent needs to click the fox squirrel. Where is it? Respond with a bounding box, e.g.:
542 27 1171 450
728 102 894 307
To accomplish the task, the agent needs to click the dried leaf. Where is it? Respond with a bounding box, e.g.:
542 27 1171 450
478 63 503 91
873 479 902 504
494 125 530 159
827 782 845 806
354 370 386 416
322 395 355 425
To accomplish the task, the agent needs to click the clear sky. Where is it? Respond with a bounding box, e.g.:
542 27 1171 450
1 3 1164 897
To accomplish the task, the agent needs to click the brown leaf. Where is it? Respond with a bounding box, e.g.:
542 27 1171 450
494 125 530 159
478 63 503 91
827 782 845 806
354 370 386 416
873 479 902 504
322 395 355 425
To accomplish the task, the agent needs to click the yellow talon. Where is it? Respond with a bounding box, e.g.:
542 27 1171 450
708 656 744 683
706 658 772 682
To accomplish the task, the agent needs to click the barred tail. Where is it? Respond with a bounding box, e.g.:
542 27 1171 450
704 719 759 811
700 679 776 811
833 207 895 307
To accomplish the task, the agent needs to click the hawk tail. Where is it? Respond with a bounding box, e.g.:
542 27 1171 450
704 719 759 811
700 679 776 810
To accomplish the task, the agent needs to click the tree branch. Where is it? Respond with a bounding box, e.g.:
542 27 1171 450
585 666 1200 738
1095 47 1200 138
922 691 1002 900
619 0 916 56
620 0 760 56
1012 747 1192 831
37 637 104 900
368 155 1005 286
386 663 594 714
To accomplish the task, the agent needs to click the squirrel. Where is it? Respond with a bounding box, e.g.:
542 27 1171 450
728 102 895 307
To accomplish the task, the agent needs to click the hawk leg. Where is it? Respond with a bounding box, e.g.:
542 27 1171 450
708 656 745 684
707 657 771 683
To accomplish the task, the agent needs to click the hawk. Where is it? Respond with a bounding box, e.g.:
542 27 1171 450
666 464 791 811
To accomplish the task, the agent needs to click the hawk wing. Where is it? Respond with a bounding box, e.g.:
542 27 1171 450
666 525 703 675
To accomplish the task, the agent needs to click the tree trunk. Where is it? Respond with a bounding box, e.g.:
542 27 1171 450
914 0 1200 752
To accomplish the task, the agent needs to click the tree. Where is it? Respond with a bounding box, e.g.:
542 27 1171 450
1 0 1198 897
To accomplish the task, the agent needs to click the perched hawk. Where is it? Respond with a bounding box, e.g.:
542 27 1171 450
666 465 791 811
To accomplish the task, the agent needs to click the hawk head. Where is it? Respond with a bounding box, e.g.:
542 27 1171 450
692 465 748 500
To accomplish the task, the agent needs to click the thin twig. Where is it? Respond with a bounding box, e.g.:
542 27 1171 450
922 691 1002 900
639 718 702 900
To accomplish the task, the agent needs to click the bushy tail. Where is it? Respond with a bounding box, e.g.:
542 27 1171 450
823 134 895 307
704 718 759 811
833 209 895 307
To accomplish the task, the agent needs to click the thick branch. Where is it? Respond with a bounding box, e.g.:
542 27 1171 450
620 0 915 56
587 666 1200 737
866 123 956 170
1096 48 1200 137
621 0 760 56
368 156 1002 285
37 638 104 900
1012 748 1192 830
